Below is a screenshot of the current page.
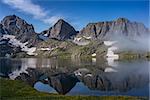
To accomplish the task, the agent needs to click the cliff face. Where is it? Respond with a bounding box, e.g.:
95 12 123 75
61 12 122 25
1 16 149 43
41 19 77 40
76 18 149 40
1 15 149 43
0 15 39 47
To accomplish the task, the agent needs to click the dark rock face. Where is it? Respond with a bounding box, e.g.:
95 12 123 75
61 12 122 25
82 75 111 91
77 18 149 40
0 15 39 47
78 72 149 92
15 68 43 86
41 19 77 40
0 24 6 37
0 38 21 57
14 67 79 95
48 73 79 94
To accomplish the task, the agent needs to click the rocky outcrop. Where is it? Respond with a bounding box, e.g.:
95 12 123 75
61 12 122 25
41 19 77 40
77 71 149 92
15 68 44 86
48 73 79 94
76 18 149 40
15 68 79 94
0 15 39 47
0 38 22 57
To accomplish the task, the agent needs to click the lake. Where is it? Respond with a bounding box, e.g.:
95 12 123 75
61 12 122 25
0 57 149 96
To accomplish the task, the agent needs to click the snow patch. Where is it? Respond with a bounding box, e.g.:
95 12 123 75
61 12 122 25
38 47 58 51
104 41 119 67
2 35 37 55
26 47 37 55
74 37 82 41
73 37 90 46
43 33 49 37
83 36 92 39
104 67 117 72
74 71 82 76
39 48 51 51
85 73 92 77
92 53 96 57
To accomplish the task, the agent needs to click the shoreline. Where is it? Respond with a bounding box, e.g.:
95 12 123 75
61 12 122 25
0 78 148 100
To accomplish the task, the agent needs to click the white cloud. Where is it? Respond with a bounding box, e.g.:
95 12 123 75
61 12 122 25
43 16 63 25
2 0 62 25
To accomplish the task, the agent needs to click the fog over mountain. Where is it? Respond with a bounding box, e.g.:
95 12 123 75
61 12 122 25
77 18 149 39
112 34 150 52
74 18 149 52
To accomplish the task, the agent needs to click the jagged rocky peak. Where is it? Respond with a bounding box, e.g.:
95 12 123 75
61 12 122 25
0 15 39 47
1 15 35 35
77 18 149 40
116 17 129 23
41 19 77 40
56 19 66 24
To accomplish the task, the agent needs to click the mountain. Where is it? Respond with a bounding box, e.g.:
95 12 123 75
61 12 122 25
1 15 148 43
75 18 149 41
40 19 77 40
0 15 149 58
0 15 39 47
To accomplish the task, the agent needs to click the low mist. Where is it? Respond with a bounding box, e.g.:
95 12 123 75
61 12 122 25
110 33 150 52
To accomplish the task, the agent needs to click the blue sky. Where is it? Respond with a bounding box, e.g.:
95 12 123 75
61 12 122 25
0 0 149 32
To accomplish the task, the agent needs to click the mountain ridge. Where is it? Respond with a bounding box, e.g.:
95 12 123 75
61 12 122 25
40 18 77 40
1 15 149 42
76 17 149 41
0 15 39 47
0 15 149 57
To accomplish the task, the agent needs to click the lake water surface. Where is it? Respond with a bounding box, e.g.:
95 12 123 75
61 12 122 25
0 58 149 96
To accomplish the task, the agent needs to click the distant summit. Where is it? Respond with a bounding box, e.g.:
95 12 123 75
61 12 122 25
76 17 149 40
41 19 77 40
0 15 39 47
1 15 149 42
116 17 129 23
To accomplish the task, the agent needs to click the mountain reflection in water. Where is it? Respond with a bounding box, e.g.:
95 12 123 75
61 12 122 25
0 58 149 96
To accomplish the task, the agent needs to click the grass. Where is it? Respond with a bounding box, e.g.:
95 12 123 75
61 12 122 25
118 51 150 60
0 78 148 100
31 39 107 58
